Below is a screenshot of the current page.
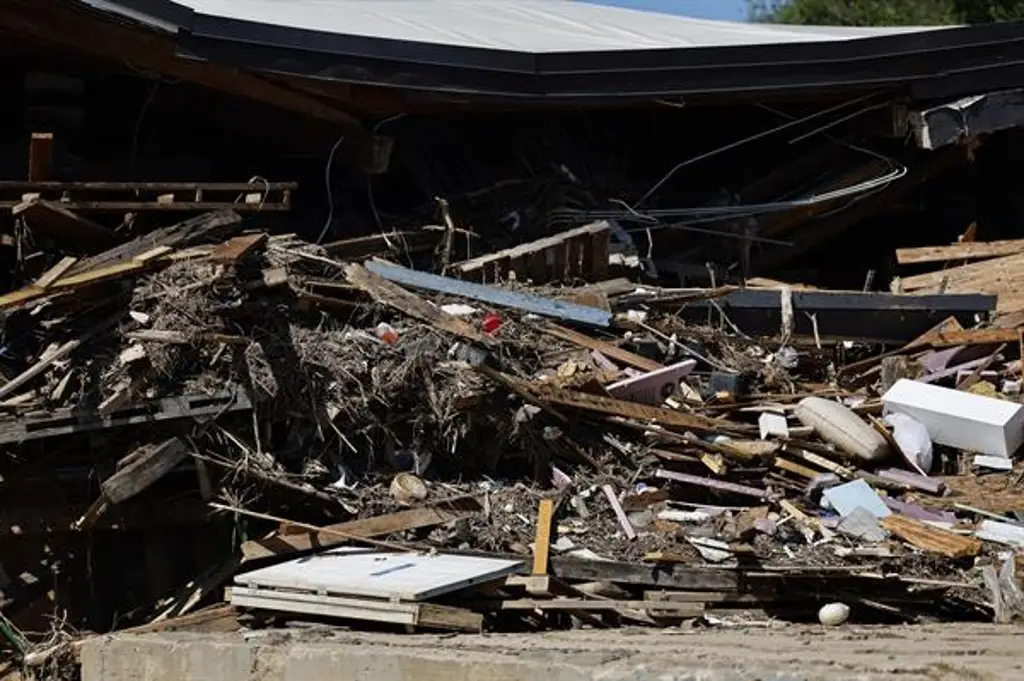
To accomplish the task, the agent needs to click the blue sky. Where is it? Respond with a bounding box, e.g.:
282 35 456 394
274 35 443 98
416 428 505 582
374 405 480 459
583 0 749 21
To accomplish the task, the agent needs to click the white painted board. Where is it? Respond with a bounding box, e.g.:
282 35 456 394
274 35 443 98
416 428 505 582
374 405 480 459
975 519 1024 548
231 587 421 626
882 379 1024 457
234 548 524 601
974 455 1014 471
822 479 891 519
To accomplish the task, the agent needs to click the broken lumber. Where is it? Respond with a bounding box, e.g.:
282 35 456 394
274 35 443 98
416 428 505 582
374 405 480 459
344 263 489 343
655 469 769 500
896 239 1024 265
602 484 637 541
0 313 122 400
532 498 555 574
530 384 745 435
101 437 190 504
33 256 77 289
542 323 663 372
208 232 267 265
241 497 485 561
880 515 981 558
13 197 115 247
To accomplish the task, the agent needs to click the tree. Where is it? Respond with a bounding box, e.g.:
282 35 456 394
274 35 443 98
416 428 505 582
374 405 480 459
749 0 1024 25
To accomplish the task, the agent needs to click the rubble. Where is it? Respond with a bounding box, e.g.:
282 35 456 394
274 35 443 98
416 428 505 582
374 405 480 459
1 196 1024 671
5 4 1024 677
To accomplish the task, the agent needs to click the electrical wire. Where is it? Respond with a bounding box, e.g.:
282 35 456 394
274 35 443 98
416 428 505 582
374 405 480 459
315 135 345 244
368 113 408 233
633 91 885 208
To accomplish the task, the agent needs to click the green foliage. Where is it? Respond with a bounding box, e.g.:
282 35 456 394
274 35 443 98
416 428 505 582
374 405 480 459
749 0 1024 25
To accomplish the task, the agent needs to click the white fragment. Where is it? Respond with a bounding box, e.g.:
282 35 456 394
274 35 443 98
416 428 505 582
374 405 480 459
974 455 1013 471
883 379 1024 458
758 412 790 440
818 602 850 626
884 412 933 474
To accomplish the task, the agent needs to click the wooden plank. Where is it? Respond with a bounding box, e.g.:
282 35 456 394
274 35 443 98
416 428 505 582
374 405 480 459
900 251 1024 293
530 384 744 434
602 484 637 540
2 200 288 212
644 590 779 604
927 328 1020 348
549 557 743 591
120 605 239 635
33 256 77 289
896 239 1024 265
101 437 190 504
241 498 484 561
0 313 121 400
13 198 115 246
27 133 53 182
0 181 298 192
880 514 982 558
774 457 820 480
451 222 608 274
209 233 268 265
543 323 663 372
417 603 484 633
655 469 768 500
532 498 555 575
344 263 489 343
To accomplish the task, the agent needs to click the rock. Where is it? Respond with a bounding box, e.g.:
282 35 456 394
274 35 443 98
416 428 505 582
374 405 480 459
818 602 850 626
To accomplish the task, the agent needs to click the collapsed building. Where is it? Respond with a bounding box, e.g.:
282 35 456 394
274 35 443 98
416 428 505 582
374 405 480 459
3 1 1024 677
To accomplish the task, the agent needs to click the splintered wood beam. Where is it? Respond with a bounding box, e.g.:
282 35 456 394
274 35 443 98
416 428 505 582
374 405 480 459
344 262 490 343
240 497 485 561
880 514 981 558
530 384 747 435
601 484 637 541
896 239 1024 265
655 469 769 500
542 323 663 372
532 498 555 575
28 133 53 182
13 198 116 247
101 437 190 504
899 251 1024 293
927 328 1021 348
209 233 267 265
33 256 77 289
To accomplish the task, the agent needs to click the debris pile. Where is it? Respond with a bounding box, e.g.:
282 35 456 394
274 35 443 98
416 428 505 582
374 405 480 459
4 204 1024 673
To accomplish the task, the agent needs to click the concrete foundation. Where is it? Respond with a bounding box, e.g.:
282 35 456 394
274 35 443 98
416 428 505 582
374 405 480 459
80 624 1024 681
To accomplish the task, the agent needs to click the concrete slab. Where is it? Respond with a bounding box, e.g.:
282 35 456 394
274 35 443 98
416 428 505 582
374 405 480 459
80 624 1024 681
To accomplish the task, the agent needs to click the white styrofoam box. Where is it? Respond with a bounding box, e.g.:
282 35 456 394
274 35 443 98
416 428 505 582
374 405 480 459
882 379 1024 458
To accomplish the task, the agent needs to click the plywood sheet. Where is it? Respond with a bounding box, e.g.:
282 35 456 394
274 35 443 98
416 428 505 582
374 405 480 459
234 548 523 601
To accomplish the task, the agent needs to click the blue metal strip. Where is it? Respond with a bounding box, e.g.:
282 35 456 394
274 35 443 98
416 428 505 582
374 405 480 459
364 260 612 328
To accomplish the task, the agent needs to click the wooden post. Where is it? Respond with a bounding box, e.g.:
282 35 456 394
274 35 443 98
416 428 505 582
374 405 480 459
532 498 555 575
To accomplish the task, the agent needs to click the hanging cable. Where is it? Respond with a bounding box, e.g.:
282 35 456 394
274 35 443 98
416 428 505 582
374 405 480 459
315 135 345 244
633 91 885 208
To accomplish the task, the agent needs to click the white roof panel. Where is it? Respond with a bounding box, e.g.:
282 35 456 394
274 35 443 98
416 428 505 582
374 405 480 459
172 0 943 53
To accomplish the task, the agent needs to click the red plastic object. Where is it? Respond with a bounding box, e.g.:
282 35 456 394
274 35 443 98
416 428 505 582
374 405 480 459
482 312 502 334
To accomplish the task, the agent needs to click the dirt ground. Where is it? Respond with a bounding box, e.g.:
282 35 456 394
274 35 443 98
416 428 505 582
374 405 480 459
308 623 1024 681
